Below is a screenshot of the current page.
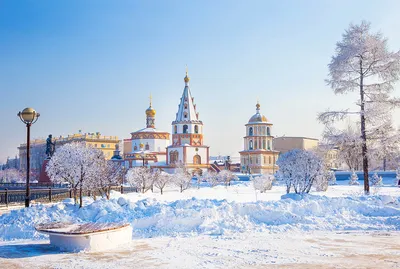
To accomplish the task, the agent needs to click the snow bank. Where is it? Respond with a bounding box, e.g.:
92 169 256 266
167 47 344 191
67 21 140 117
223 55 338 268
0 194 399 241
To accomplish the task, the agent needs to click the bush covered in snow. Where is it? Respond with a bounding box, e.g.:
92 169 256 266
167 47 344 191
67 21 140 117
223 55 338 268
201 171 219 187
0 168 24 183
153 171 171 195
328 171 337 186
315 172 329 192
276 149 324 194
217 170 238 186
348 170 359 185
370 172 383 186
252 173 274 192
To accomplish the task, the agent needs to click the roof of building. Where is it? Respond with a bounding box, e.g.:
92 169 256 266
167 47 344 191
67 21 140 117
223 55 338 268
131 127 169 134
173 70 202 124
273 136 319 141
248 102 269 124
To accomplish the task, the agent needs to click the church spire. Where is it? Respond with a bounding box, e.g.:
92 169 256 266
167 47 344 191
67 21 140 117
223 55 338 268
145 94 156 128
184 66 190 86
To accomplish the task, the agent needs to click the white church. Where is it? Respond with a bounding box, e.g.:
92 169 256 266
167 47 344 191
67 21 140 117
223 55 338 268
123 70 210 174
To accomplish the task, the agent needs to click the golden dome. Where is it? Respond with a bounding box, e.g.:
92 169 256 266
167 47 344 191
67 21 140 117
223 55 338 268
248 102 268 123
184 67 190 83
146 106 156 117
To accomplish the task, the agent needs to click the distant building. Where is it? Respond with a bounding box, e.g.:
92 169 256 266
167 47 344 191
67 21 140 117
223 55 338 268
239 102 279 174
18 132 120 174
272 137 319 154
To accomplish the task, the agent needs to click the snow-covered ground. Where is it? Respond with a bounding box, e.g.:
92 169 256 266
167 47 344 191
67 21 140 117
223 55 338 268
0 179 399 268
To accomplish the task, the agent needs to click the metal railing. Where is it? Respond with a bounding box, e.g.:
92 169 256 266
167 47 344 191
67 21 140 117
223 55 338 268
0 186 137 207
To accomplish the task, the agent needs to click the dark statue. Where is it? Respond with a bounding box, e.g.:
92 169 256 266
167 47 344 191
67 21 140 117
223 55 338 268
46 134 55 159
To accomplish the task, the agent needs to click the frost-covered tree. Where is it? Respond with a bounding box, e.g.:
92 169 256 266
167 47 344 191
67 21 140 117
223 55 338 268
154 170 170 195
395 168 400 187
328 170 337 186
0 168 24 183
276 149 324 194
348 170 360 186
201 171 219 187
319 21 400 194
370 172 383 186
126 167 153 193
252 173 274 193
46 142 104 207
315 171 329 192
94 161 125 199
173 166 192 192
217 170 237 186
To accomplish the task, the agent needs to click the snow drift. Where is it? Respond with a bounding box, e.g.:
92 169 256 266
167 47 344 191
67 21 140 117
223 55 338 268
0 193 399 241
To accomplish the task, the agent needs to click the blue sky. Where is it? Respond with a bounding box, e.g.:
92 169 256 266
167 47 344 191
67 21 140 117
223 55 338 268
1 0 400 163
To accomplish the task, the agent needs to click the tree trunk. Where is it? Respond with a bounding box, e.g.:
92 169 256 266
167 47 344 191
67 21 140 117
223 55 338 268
160 188 163 195
79 185 83 208
359 60 370 194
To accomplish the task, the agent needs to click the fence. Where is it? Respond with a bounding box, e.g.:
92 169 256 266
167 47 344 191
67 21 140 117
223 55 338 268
0 186 137 207
0 182 68 190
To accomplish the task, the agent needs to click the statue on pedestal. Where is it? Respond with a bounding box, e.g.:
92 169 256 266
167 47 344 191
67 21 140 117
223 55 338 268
45 134 55 159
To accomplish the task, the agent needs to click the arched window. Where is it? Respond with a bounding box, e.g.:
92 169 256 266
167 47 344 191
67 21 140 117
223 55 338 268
194 125 198 134
184 103 188 109
249 140 253 150
169 151 179 164
193 155 201 164
255 140 258 149
174 125 177 134
249 127 253 136
268 140 271 150
267 127 271 136
183 125 188 133
184 112 188 119
145 143 150 150
263 140 266 149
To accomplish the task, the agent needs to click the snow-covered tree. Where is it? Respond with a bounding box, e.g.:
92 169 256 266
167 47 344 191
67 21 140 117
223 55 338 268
217 170 237 186
0 168 24 183
315 171 329 192
370 172 383 186
126 167 152 193
95 161 125 199
318 21 400 194
252 173 274 193
154 170 170 195
201 171 219 187
46 142 105 207
348 170 360 185
395 168 400 187
173 166 192 192
328 171 337 186
276 149 324 194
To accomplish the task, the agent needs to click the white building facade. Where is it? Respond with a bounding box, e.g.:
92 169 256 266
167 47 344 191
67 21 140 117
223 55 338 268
239 102 279 174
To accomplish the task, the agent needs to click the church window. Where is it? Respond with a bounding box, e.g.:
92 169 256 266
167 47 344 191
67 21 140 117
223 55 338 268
184 112 188 118
194 125 198 134
267 127 271 136
249 140 253 150
183 125 188 133
249 127 253 136
264 156 266 164
269 156 272 164
174 126 177 134
250 157 253 164
263 140 266 149
145 143 150 150
170 151 179 164
256 157 258 164
268 140 271 150
254 140 258 149
193 155 201 164
184 103 188 109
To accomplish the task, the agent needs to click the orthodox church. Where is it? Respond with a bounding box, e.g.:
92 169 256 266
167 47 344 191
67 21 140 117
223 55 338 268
123 70 210 174
164 70 210 174
123 96 170 168
239 102 279 174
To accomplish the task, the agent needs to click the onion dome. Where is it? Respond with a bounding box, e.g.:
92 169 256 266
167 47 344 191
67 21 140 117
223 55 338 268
146 105 156 117
248 102 268 123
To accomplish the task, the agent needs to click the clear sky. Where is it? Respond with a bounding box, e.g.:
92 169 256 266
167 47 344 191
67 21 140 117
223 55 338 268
1 0 400 163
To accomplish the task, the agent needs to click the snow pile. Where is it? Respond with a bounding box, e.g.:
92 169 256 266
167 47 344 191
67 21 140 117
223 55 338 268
1 193 400 241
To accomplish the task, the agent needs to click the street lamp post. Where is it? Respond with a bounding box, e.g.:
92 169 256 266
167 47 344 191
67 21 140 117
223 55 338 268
141 151 145 167
18 108 40 208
